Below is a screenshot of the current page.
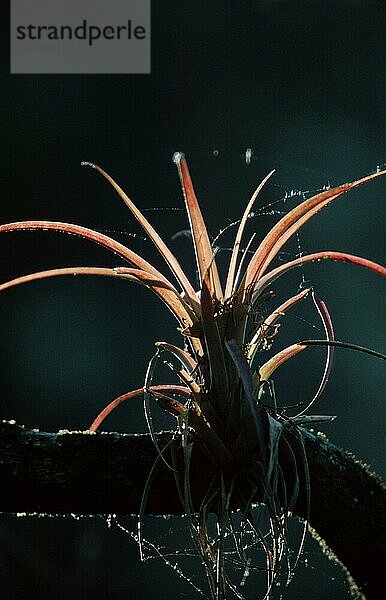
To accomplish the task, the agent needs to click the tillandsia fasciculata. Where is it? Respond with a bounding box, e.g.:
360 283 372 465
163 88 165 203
0 155 385 599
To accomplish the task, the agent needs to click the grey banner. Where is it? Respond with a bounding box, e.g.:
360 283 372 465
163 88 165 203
11 0 150 74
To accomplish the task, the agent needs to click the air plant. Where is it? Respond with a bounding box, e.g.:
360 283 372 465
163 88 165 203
0 155 385 598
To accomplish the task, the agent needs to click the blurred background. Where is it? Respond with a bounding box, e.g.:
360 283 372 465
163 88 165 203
0 1 385 598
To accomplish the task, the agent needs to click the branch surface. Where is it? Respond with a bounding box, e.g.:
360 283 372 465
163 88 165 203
0 420 384 598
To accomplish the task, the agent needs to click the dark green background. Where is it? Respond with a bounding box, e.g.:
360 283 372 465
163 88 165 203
0 1 385 598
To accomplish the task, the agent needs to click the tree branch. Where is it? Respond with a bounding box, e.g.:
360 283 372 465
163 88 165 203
0 420 384 598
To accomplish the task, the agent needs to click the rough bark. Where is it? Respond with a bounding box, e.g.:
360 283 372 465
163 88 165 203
0 420 384 598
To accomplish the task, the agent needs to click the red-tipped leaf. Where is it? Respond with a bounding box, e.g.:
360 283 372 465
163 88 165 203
89 385 190 432
0 220 174 286
252 251 386 299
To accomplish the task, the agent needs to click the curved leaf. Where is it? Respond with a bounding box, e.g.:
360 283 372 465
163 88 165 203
247 288 311 363
0 267 117 292
174 153 223 301
89 384 190 432
114 267 198 327
259 343 306 382
0 220 173 285
242 169 386 291
155 341 198 373
259 338 385 383
294 292 335 417
0 265 197 331
252 251 386 299
82 162 198 305
225 170 275 298
300 339 385 360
